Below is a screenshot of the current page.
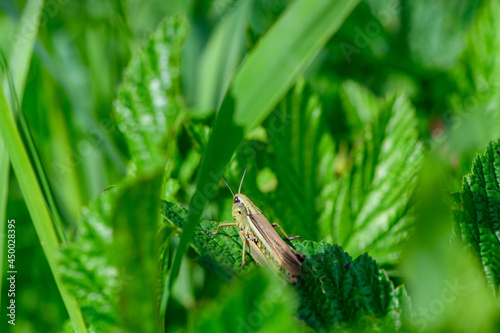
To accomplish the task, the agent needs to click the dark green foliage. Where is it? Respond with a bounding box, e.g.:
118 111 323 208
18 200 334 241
453 140 500 298
295 241 407 331
320 83 423 264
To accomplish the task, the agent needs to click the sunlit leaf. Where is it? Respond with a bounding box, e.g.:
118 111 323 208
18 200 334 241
59 15 188 331
114 15 189 171
320 82 423 264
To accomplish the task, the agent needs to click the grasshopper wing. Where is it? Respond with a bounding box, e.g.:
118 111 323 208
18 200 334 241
249 215 303 276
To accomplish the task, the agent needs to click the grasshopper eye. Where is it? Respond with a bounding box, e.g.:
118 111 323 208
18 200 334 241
233 196 240 204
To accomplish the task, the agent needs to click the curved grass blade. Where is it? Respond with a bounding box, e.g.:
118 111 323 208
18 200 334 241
0 0 64 315
1 0 44 103
0 86 87 331
0 53 67 243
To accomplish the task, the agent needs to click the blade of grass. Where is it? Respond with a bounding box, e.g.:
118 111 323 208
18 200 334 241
232 0 361 130
0 0 45 308
1 0 44 103
1 55 67 243
164 0 361 313
0 86 87 331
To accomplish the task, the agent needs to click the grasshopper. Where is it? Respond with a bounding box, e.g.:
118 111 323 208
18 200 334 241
205 168 305 284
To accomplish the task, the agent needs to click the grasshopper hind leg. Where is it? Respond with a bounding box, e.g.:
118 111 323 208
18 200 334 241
270 223 302 241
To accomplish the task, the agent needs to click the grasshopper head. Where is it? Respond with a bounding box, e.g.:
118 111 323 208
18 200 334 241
232 194 262 221
223 168 261 220
232 194 250 220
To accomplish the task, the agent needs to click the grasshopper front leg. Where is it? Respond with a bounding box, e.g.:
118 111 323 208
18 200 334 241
241 238 248 269
204 223 237 235
271 223 302 240
204 222 250 269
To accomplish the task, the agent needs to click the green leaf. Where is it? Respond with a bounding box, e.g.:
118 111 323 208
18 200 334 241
453 140 500 298
340 79 379 129
172 0 361 306
161 201 408 331
320 83 423 264
113 14 192 318
295 240 408 331
453 0 500 96
114 15 189 171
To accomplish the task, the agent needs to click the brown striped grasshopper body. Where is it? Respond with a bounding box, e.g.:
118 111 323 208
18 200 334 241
205 169 305 283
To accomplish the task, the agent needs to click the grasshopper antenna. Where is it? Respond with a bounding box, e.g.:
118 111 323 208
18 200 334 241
238 167 247 194
221 177 235 197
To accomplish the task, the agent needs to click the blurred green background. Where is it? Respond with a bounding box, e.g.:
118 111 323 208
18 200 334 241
1 0 500 332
